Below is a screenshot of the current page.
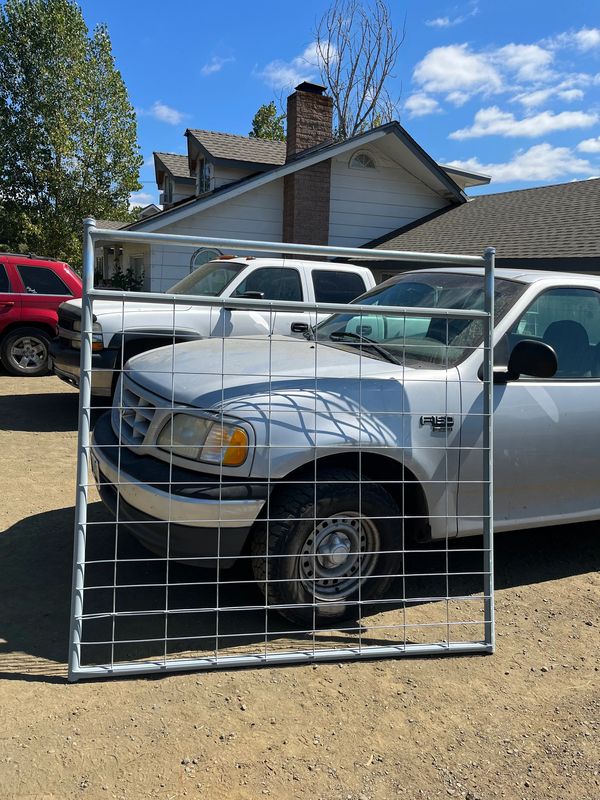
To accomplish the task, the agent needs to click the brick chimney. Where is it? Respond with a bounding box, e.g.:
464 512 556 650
283 82 333 247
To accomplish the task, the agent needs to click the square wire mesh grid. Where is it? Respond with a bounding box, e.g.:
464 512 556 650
68 271 494 680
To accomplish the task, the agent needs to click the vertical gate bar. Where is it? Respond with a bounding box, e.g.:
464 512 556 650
482 246 496 650
68 216 96 681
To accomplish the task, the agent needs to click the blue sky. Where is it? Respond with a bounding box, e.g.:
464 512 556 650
80 0 600 206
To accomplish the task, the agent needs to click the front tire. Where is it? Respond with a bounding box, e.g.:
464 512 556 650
251 468 402 626
1 327 51 376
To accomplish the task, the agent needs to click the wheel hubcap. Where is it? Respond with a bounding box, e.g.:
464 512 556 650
10 336 47 371
298 513 380 601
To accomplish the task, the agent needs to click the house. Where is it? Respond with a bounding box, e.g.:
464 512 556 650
363 178 600 276
95 82 489 291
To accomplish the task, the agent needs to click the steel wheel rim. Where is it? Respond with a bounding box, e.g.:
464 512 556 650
10 336 47 372
298 512 380 601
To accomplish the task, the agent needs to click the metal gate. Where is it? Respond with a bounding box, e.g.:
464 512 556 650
68 219 495 680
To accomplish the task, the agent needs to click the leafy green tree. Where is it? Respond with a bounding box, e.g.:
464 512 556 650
0 0 142 266
249 101 286 141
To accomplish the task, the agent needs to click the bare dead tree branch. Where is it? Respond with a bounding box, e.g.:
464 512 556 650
314 0 404 139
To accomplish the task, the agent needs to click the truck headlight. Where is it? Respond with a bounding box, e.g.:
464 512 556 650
72 320 104 351
157 414 249 467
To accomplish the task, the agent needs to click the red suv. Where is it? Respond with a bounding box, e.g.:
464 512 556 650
0 253 82 376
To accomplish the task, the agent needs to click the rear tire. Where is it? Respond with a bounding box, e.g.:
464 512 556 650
1 327 51 376
251 468 402 627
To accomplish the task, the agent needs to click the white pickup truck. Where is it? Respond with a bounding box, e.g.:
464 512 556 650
50 256 375 396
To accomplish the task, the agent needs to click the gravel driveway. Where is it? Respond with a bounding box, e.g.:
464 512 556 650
0 372 598 800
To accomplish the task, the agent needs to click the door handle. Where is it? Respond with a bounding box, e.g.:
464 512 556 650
0 301 15 309
291 322 309 333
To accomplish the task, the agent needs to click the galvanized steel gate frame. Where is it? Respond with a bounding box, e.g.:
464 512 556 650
68 218 495 680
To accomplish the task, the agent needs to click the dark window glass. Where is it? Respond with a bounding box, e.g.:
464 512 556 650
17 265 70 295
510 287 600 378
312 270 366 303
232 267 303 301
0 265 10 293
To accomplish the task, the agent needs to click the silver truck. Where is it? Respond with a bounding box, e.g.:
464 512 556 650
92 267 600 625
50 257 374 396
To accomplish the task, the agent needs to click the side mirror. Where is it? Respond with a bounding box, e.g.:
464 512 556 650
506 339 557 381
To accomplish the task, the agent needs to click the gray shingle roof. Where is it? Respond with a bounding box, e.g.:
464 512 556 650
95 219 129 230
187 129 286 166
371 178 600 260
154 152 192 179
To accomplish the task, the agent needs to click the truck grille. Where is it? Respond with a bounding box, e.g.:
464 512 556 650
115 381 157 446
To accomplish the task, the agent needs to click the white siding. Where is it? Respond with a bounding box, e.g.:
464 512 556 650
328 148 449 248
149 180 284 292
213 164 256 190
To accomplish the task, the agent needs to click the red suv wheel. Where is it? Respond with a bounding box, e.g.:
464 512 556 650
1 327 51 376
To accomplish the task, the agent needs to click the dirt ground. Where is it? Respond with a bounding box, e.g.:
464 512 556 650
0 371 598 800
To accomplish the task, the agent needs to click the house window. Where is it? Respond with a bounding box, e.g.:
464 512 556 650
163 176 173 204
195 158 204 194
190 248 223 272
129 255 144 281
349 151 376 169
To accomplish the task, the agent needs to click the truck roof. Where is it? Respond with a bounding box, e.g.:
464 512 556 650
213 256 373 274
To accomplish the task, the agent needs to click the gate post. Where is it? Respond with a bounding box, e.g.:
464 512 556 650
482 246 496 650
68 217 96 681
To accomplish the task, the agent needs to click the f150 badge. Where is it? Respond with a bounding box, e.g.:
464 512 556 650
420 415 454 432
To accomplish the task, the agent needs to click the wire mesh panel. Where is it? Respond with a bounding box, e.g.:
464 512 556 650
68 221 494 680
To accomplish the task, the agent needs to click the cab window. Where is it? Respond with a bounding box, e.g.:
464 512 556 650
232 267 303 301
510 287 600 378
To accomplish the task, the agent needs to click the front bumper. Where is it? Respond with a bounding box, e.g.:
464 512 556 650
91 412 267 566
49 338 118 397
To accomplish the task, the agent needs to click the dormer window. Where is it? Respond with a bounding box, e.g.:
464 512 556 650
349 151 376 169
163 175 173 204
196 159 213 194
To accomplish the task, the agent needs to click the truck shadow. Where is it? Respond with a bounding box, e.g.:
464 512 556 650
0 390 109 433
1 503 598 681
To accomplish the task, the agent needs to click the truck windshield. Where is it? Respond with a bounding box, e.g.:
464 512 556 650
315 272 526 368
168 261 244 297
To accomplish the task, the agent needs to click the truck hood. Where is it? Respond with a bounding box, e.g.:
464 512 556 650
126 335 431 407
61 297 193 318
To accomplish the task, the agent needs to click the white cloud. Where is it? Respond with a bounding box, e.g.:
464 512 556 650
573 27 600 51
513 84 585 108
445 143 592 183
404 93 440 117
559 88 585 102
426 16 452 28
257 41 327 90
148 101 185 125
200 56 234 77
446 90 470 107
129 191 156 209
143 155 155 168
413 44 503 96
425 2 479 28
551 27 600 52
495 44 553 82
577 137 600 153
450 106 598 139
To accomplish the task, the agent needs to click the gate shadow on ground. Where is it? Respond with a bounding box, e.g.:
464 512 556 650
1 503 599 681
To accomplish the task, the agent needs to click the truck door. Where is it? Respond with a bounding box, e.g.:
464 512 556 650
15 262 74 326
217 266 312 339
